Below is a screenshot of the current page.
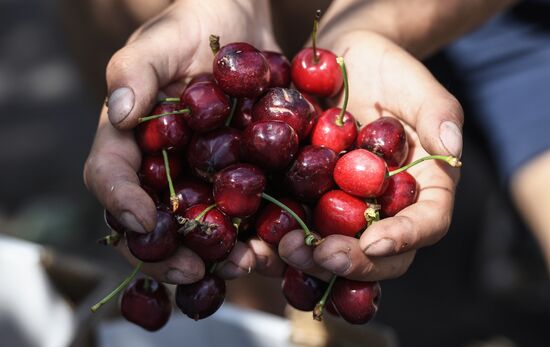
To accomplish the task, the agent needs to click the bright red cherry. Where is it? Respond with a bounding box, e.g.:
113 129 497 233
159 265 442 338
213 42 270 97
180 81 230 132
255 198 306 246
291 48 342 98
213 164 266 218
181 204 237 263
120 278 171 331
241 120 299 171
379 170 418 217
313 190 369 238
282 267 327 311
285 145 338 201
252 87 315 141
168 178 213 216
357 117 409 167
175 274 226 320
262 51 291 88
229 97 256 130
139 153 182 192
333 149 388 198
310 108 357 153
331 279 381 325
186 127 241 181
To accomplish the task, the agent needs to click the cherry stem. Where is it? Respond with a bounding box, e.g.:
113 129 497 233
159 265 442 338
159 97 180 103
311 9 321 64
364 203 381 227
261 193 321 247
335 57 349 126
97 231 121 246
195 204 217 222
90 261 143 313
162 149 179 212
225 97 238 127
388 155 462 177
210 34 220 55
313 275 338 321
143 276 152 291
209 262 219 274
232 217 242 233
138 108 190 123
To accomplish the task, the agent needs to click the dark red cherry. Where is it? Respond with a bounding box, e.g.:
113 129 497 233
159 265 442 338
229 97 256 130
255 198 306 246
180 81 230 132
333 149 388 198
313 190 368 238
357 117 409 167
379 170 418 217
139 153 182 192
175 274 226 320
186 127 241 181
126 209 180 262
331 279 381 325
252 87 315 141
181 204 237 263
213 42 270 97
136 102 191 154
282 267 327 311
236 215 257 242
168 178 213 216
241 120 299 171
213 164 266 217
120 278 171 331
291 48 343 98
188 73 215 85
311 108 357 153
302 93 323 116
262 51 291 88
142 185 161 205
285 145 337 201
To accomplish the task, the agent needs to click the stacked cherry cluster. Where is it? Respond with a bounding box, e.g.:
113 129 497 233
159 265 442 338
93 11 461 332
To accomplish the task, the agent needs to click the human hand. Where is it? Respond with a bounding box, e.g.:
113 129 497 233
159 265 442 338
278 30 463 282
84 0 280 283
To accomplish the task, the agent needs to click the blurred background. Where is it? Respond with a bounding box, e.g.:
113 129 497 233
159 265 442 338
0 0 549 346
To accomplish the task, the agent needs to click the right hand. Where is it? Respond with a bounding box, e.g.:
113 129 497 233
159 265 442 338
84 0 281 284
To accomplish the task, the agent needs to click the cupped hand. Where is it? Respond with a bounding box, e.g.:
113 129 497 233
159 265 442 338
84 0 279 284
278 30 463 282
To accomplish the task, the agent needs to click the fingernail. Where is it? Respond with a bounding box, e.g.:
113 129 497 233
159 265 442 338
119 211 147 234
440 121 463 157
166 269 193 284
107 87 134 125
284 246 314 269
216 262 247 279
321 252 351 275
364 238 396 257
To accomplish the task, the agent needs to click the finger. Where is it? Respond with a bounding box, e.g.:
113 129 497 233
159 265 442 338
118 241 205 284
84 107 156 233
312 234 416 281
248 237 286 277
278 230 332 281
215 242 256 280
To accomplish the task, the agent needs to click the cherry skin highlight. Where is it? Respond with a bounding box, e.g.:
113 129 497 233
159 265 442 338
120 278 172 331
379 170 418 217
282 267 327 311
331 279 381 325
313 190 369 238
357 117 409 167
175 274 226 320
333 149 389 198
180 81 230 132
291 48 343 98
255 198 306 246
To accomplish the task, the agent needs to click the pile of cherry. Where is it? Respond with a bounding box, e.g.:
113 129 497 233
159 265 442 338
92 13 461 332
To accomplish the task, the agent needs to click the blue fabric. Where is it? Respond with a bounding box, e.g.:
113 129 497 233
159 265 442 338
445 3 550 182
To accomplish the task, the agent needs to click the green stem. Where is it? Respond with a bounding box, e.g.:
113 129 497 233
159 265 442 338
311 9 321 64
388 155 462 177
335 57 349 126
159 97 180 103
313 275 338 321
90 261 143 313
225 97 238 127
138 108 190 123
210 34 220 55
162 149 178 212
261 193 321 246
195 204 217 222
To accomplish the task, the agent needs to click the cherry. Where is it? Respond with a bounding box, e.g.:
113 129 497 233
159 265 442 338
213 164 266 218
235 215 257 242
282 267 327 311
139 153 182 192
175 273 226 320
213 41 270 97
186 127 242 181
168 178 214 216
105 210 126 234
126 209 180 262
241 120 299 171
180 204 237 263
357 117 409 167
142 185 161 205
120 278 171 331
262 51 291 88
302 93 323 116
290 11 342 98
252 87 315 141
331 279 381 325
188 73 215 85
313 190 369 238
180 81 231 132
334 149 388 198
256 198 306 246
285 145 338 201
229 97 256 130
379 170 418 217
